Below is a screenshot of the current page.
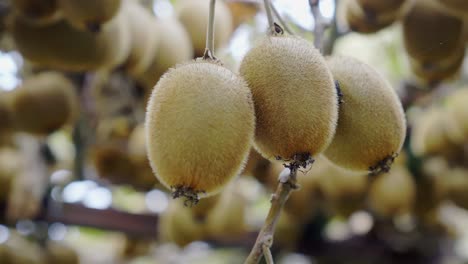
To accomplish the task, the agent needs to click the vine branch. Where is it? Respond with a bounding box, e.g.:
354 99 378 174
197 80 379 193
244 154 313 264
203 0 217 60
309 0 328 51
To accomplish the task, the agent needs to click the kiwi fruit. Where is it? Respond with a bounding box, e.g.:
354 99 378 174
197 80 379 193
158 199 206 247
9 11 130 72
146 60 255 201
206 181 247 238
356 0 406 14
92 143 136 185
341 0 399 34
368 166 416 218
409 48 465 83
445 88 468 142
45 241 79 264
434 0 468 18
11 72 78 135
121 0 159 76
58 0 122 31
410 108 459 157
403 1 464 65
226 1 259 30
189 193 220 219
136 18 193 99
239 35 338 162
324 56 406 174
177 0 233 57
442 167 468 209
11 0 61 25
315 157 368 218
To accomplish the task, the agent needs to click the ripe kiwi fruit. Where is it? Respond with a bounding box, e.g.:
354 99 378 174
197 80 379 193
368 166 416 218
206 180 247 238
177 0 233 57
58 0 122 32
136 18 193 99
239 35 338 162
403 1 464 65
11 0 61 25
9 11 131 72
158 199 206 247
11 72 78 135
45 241 79 264
324 56 406 174
121 0 159 76
146 60 255 201
340 0 399 34
314 157 368 218
409 48 465 84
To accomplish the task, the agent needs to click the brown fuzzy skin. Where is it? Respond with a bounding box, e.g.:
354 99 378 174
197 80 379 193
146 60 255 198
240 35 338 161
314 156 368 217
356 0 406 14
158 199 206 247
9 11 130 72
368 166 416 218
409 48 465 83
136 18 193 99
12 0 61 25
11 72 78 135
403 1 464 64
122 0 159 76
324 56 406 173
177 0 233 57
342 0 398 34
58 0 121 31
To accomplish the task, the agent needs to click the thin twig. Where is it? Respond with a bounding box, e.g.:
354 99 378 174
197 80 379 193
262 239 274 264
322 0 340 55
244 154 313 264
263 0 275 33
203 0 217 60
270 2 294 35
309 0 328 51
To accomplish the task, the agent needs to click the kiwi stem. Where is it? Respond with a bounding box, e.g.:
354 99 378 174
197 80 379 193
309 0 328 51
263 0 275 34
203 0 217 60
269 2 294 35
244 155 312 264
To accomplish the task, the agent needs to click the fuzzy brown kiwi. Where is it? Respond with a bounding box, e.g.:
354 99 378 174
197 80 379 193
58 0 121 32
356 0 406 14
177 0 233 57
324 56 406 174
239 35 338 163
409 48 465 84
368 166 416 218
9 11 130 72
341 0 398 34
445 88 468 141
136 18 193 100
92 143 136 185
436 0 468 18
11 72 78 135
121 0 159 77
12 0 61 25
158 199 206 247
403 1 464 64
206 180 247 239
45 241 79 264
314 157 368 218
146 60 255 202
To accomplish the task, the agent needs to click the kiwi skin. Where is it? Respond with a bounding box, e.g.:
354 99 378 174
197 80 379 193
11 72 78 135
177 0 233 57
403 1 464 64
344 0 398 34
324 56 406 173
356 0 406 14
146 60 255 200
136 18 193 101
239 35 338 162
9 10 130 72
58 0 122 32
12 0 60 25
